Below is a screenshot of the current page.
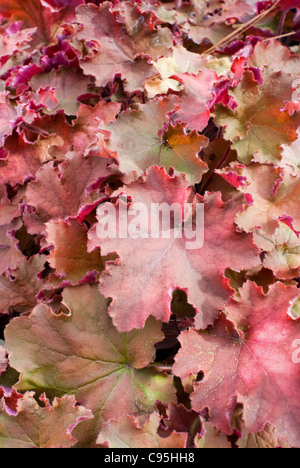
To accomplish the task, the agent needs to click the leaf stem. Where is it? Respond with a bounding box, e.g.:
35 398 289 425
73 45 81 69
199 143 231 195
278 9 288 35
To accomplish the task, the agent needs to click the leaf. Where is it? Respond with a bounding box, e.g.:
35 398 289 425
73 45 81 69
172 69 217 132
43 0 84 11
154 46 208 80
0 132 61 186
0 220 24 276
17 101 121 160
30 68 93 116
1 0 300 448
5 284 175 437
232 406 292 448
18 113 73 159
173 281 300 446
280 129 300 175
253 221 300 279
201 137 240 201
0 344 7 376
0 26 37 64
238 424 292 449
0 391 92 448
219 162 300 234
249 40 300 77
102 97 209 183
75 2 173 91
0 0 80 46
0 255 45 316
177 0 235 46
137 2 177 24
278 0 300 11
45 218 105 284
194 423 231 449
163 124 208 184
214 69 300 164
160 401 201 447
97 413 187 448
24 152 115 235
0 185 22 226
102 96 178 169
0 100 22 146
0 0 50 44
145 76 184 99
88 166 260 331
70 101 121 154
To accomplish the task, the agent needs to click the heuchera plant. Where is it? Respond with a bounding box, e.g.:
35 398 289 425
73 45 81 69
0 0 300 448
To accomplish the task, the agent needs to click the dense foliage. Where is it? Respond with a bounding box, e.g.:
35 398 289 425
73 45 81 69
0 0 300 448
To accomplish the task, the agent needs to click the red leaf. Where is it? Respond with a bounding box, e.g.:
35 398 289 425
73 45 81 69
5 284 175 440
0 101 22 147
0 219 23 276
45 218 105 284
173 281 300 446
88 166 259 331
0 255 45 316
0 391 92 448
74 2 173 91
24 152 115 235
172 69 217 132
0 133 61 186
0 0 80 46
0 26 36 65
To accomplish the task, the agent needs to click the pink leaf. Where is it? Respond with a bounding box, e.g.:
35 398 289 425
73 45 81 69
173 281 300 446
89 166 260 331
